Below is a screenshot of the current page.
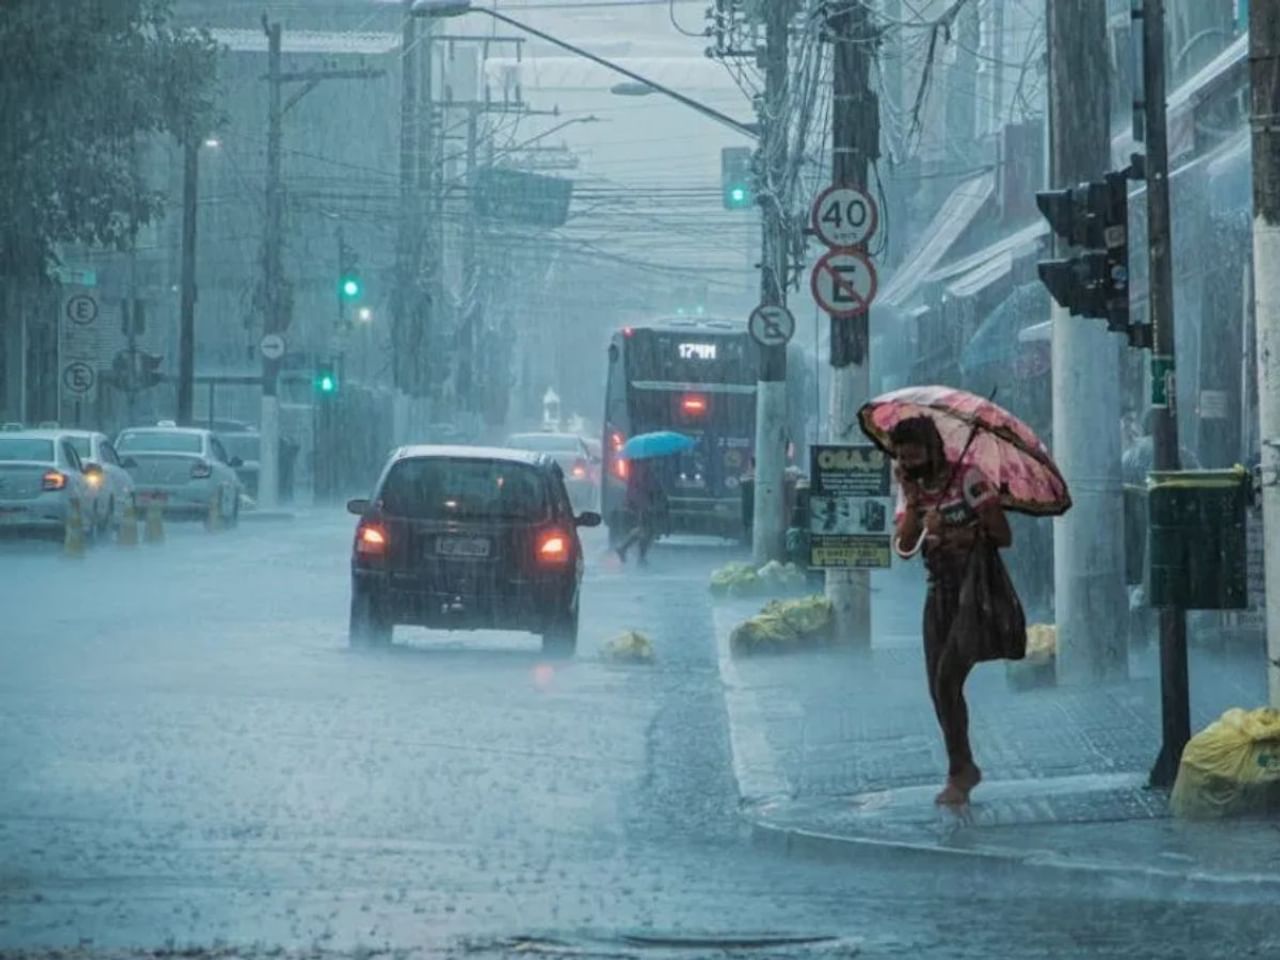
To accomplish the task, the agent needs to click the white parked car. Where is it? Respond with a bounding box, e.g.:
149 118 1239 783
115 424 243 524
504 432 598 511
63 430 136 532
0 428 99 538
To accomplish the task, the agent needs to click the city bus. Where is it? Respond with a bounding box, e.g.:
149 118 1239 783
600 317 812 544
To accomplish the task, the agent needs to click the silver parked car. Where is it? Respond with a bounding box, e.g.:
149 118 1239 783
63 430 137 533
504 432 598 511
115 424 243 524
0 428 99 537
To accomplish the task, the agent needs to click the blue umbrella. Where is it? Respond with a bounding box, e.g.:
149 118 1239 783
619 431 696 461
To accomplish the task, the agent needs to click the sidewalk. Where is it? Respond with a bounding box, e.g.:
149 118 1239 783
714 566 1280 894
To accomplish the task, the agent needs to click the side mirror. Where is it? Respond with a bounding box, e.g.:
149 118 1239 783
574 511 602 528
347 498 371 516
121 456 138 469
229 456 244 468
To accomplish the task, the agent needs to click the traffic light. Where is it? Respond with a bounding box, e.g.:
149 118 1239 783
1036 167 1148 348
315 363 338 396
721 146 754 210
338 240 362 302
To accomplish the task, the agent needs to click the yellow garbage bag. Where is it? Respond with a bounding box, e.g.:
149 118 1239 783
602 630 655 664
1025 623 1056 663
710 561 761 598
730 595 833 657
1171 707 1280 819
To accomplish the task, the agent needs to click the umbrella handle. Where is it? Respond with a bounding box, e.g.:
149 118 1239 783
894 527 926 559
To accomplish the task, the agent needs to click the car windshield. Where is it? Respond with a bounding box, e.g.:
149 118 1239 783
66 436 91 458
506 434 578 453
380 457 548 521
220 434 259 461
117 432 203 454
0 438 54 462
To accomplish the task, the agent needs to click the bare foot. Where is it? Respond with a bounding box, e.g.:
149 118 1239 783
935 764 982 807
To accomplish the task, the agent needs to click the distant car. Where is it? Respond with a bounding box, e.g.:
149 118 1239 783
63 430 136 532
115 424 243 523
0 429 99 537
217 431 261 499
346 445 601 656
505 432 596 510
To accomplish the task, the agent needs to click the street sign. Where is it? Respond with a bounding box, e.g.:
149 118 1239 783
808 444 893 569
259 333 286 361
811 185 878 249
748 303 796 348
811 249 877 318
61 361 95 396
65 294 98 326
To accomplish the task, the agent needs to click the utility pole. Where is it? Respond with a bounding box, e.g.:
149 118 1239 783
1045 0 1128 684
393 1 420 435
459 104 480 414
177 137 199 426
259 19 284 511
990 0 1005 124
750 0 790 564
825 0 878 648
1138 0 1188 786
1249 0 1280 709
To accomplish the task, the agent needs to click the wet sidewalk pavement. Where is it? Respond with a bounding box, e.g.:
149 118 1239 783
713 565 1280 895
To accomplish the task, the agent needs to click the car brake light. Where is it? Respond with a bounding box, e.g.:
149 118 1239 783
191 460 213 479
41 470 67 491
614 458 628 480
537 531 569 563
571 460 588 479
357 524 387 555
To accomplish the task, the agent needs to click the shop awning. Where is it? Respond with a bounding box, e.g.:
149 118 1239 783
880 172 995 309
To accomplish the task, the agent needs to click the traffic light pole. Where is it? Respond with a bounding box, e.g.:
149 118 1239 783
1045 0 1128 684
1141 0 1190 788
750 0 789 565
825 0 876 649
1252 0 1280 709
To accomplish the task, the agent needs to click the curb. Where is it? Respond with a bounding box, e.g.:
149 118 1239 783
744 810 1280 899
712 605 1280 900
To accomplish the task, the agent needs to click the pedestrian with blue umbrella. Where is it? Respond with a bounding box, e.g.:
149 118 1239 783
614 431 695 565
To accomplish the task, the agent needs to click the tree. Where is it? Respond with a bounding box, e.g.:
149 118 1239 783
0 0 220 280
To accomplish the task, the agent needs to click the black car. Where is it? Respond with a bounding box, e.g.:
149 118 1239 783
346 445 600 656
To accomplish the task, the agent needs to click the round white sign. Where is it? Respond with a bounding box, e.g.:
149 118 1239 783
811 185 879 249
748 304 796 348
259 333 286 361
811 249 878 319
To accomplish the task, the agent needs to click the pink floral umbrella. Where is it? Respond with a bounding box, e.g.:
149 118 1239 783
858 385 1072 517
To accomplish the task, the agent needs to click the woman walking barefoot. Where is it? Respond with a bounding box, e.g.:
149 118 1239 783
890 415 1013 807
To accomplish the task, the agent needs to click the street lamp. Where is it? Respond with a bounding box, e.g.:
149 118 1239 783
411 0 757 139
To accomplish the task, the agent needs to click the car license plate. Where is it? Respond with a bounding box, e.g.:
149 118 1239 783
436 536 490 559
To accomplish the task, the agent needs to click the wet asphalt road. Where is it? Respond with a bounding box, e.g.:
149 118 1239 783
0 512 1277 960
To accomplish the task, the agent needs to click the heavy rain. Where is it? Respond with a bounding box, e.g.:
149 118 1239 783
2 1 1280 958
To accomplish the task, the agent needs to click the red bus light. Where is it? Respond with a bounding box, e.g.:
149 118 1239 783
614 458 629 480
681 394 707 415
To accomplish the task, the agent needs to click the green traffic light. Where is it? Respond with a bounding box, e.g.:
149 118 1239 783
317 373 337 393
340 277 361 300
731 187 746 203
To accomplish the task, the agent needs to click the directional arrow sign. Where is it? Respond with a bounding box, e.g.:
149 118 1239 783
259 333 286 361
811 249 877 319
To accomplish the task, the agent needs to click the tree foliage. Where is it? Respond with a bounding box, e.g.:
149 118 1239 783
0 0 220 280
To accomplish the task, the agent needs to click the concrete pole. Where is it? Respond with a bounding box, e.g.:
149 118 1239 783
825 0 877 649
1250 0 1280 708
177 137 198 426
751 0 789 565
1045 0 1128 684
258 21 283 510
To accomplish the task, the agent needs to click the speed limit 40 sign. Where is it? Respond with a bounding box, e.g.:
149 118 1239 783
811 185 878 249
